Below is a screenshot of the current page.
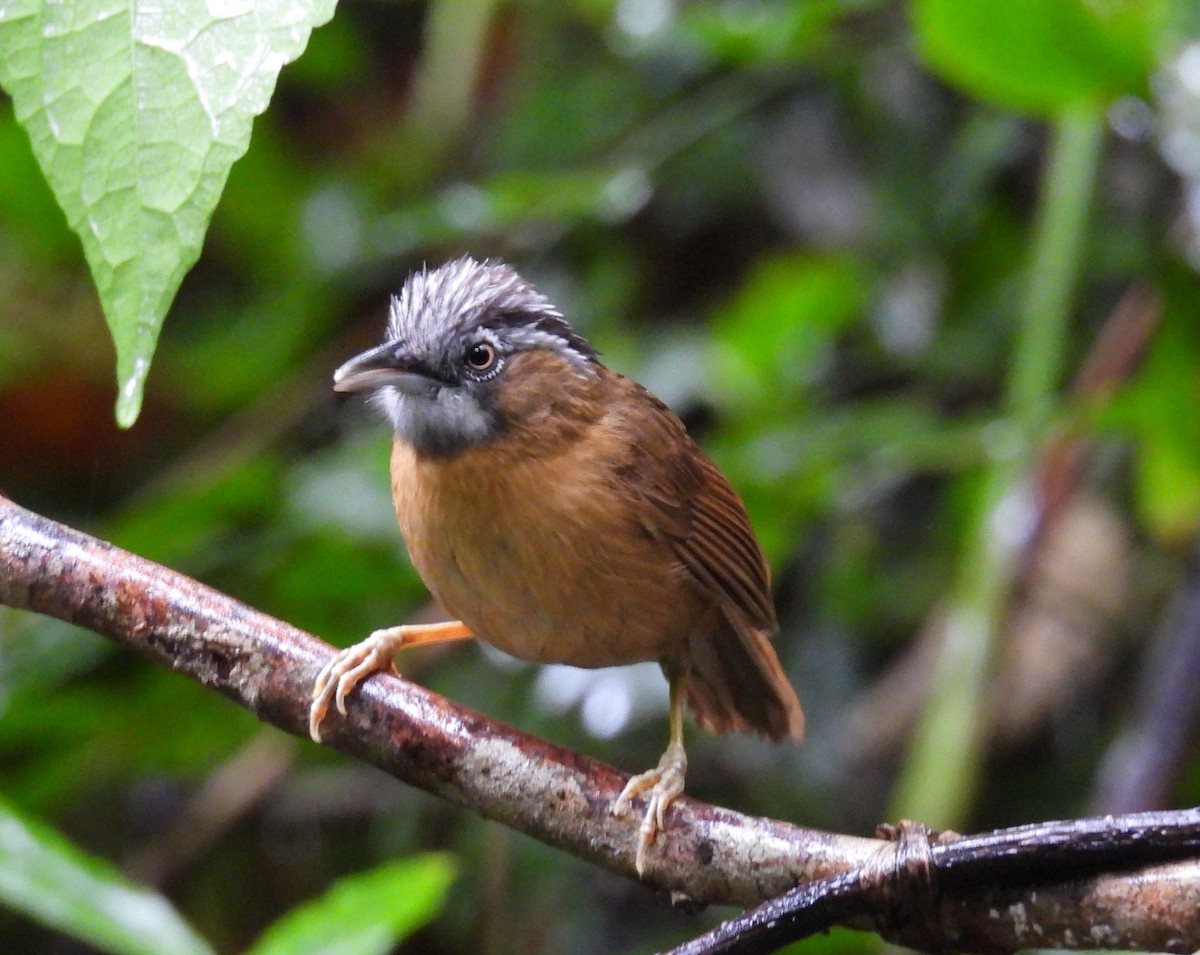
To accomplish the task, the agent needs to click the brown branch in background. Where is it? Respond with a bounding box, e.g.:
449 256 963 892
123 731 299 887
1034 282 1162 528
1092 530 1200 813
2 490 1200 953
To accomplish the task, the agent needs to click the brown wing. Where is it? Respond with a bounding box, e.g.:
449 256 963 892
609 374 803 741
643 436 775 631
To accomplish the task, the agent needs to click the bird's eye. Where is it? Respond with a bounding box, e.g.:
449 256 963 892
464 342 498 373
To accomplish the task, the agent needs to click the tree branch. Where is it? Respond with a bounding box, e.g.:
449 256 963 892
671 819 1200 954
0 491 867 902
1 490 1198 953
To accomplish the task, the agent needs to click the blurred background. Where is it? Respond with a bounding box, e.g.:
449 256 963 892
3 0 1200 952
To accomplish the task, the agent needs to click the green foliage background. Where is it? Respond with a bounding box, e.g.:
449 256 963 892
2 0 1200 952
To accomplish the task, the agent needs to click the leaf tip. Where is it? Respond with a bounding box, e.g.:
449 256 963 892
115 354 151 428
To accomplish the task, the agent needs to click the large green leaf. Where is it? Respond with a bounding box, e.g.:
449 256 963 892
0 797 214 955
0 0 337 426
247 854 457 955
912 0 1164 116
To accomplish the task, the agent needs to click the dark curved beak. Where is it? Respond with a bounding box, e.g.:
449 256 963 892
332 341 445 396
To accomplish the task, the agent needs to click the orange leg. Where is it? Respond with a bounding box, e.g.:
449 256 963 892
309 620 474 742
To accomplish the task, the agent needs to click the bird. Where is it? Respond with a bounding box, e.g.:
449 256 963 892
309 256 803 875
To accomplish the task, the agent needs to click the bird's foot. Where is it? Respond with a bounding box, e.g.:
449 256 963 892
612 743 688 876
309 627 407 742
309 620 473 743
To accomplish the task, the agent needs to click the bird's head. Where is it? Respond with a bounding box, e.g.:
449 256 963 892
334 257 601 457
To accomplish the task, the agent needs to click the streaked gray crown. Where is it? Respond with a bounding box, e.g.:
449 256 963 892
387 257 597 368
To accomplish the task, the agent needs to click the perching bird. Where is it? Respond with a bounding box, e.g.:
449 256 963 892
309 257 803 874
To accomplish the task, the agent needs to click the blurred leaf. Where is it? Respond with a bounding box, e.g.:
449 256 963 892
165 287 334 415
912 0 1164 116
208 120 318 282
247 854 457 955
372 167 653 259
264 531 425 642
0 611 108 705
1102 309 1200 541
0 0 337 427
486 43 653 171
0 664 262 813
0 797 213 955
708 252 868 411
284 14 368 89
1137 430 1200 540
712 400 988 562
678 0 857 65
105 456 284 570
0 108 75 262
778 925 878 955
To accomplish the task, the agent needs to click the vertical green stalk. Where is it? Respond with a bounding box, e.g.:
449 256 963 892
889 103 1105 828
407 0 498 152
1009 104 1107 431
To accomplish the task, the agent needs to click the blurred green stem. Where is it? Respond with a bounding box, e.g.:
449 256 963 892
407 0 498 154
890 103 1105 827
1010 105 1107 431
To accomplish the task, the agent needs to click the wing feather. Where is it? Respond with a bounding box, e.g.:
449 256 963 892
605 374 802 741
613 381 775 631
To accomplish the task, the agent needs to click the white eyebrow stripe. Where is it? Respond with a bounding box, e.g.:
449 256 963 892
501 325 597 371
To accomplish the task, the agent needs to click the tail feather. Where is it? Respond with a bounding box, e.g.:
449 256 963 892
679 606 803 742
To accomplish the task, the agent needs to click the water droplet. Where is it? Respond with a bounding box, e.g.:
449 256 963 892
115 354 151 428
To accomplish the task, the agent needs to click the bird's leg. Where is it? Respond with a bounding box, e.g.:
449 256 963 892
612 673 688 876
309 620 474 742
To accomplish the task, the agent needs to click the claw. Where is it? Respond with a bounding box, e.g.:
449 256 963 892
308 620 474 744
613 742 687 876
309 630 398 742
